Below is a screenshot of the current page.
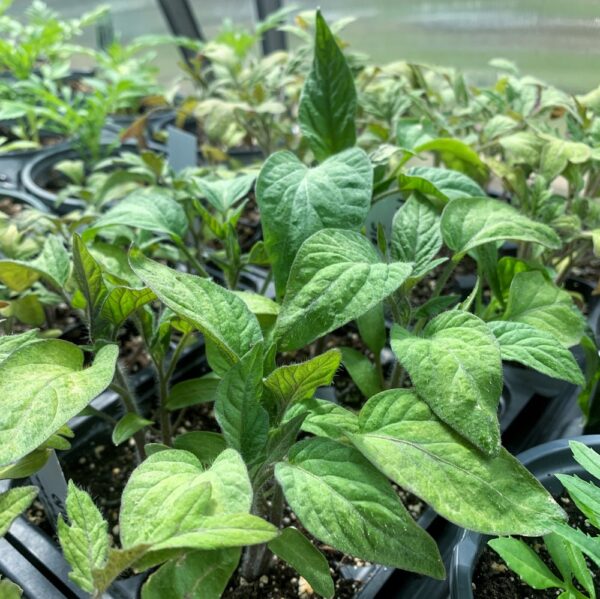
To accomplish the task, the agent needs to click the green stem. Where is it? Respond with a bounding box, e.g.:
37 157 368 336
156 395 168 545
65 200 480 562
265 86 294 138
112 364 147 462
176 240 210 278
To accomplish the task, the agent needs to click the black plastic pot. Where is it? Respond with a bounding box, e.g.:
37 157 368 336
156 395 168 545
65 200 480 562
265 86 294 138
0 139 71 191
21 141 140 215
449 434 600 599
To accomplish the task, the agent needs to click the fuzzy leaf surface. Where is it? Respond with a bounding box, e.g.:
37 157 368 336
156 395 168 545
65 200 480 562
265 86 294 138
129 251 262 368
0 341 118 465
275 229 411 350
391 194 444 278
350 389 565 535
503 272 586 347
391 312 502 455
488 321 584 385
141 548 240 599
0 486 37 537
57 482 109 593
298 10 356 161
275 438 444 578
256 149 372 296
441 197 561 257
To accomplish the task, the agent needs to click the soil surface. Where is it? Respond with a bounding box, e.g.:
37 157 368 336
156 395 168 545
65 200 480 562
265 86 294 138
473 493 600 598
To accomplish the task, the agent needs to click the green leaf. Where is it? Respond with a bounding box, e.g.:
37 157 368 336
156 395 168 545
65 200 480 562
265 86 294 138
396 118 434 150
540 138 592 180
173 432 228 465
195 174 254 212
100 286 156 330
397 166 485 204
441 197 561 258
92 545 151 596
268 528 334 599
356 303 386 355
391 312 502 455
391 194 445 278
57 482 109 593
488 537 564 589
256 148 372 296
142 548 240 599
0 449 51 480
85 189 188 243
556 474 600 529
72 233 108 327
340 347 382 399
570 441 600 480
551 523 600 569
544 533 574 586
350 389 566 536
284 397 359 441
0 341 118 466
499 132 542 166
488 321 584 385
167 374 220 411
298 10 356 161
0 330 39 363
121 448 253 550
275 438 444 578
214 343 269 463
275 229 412 350
0 486 37 537
263 349 341 415
502 272 586 347
0 577 22 598
149 513 278 552
112 414 153 446
234 291 279 328
415 138 486 173
0 236 70 292
129 250 262 371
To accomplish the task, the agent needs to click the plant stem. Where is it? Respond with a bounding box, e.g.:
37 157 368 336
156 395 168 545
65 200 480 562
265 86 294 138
176 240 210 278
112 363 146 462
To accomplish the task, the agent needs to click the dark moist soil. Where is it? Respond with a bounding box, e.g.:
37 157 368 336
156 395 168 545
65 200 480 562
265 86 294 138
473 493 600 598
0 196 25 216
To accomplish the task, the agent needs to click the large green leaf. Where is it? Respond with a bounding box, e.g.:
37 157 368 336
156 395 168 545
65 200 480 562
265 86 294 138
84 189 188 243
263 349 341 416
298 10 356 161
350 389 565 535
268 528 334 599
391 311 502 455
0 236 70 293
397 166 485 204
0 486 37 537
215 344 269 463
129 250 262 369
0 330 39 363
391 194 445 279
256 148 372 296
540 138 592 180
120 448 253 549
502 272 586 347
275 438 444 578
57 482 109 593
441 197 561 258
0 341 118 466
141 548 240 599
274 229 412 350
488 538 563 589
488 321 584 385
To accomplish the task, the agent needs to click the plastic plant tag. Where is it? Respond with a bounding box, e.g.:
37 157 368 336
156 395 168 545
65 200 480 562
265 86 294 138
30 451 68 528
167 125 197 172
